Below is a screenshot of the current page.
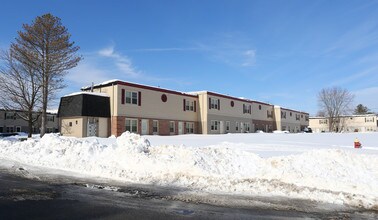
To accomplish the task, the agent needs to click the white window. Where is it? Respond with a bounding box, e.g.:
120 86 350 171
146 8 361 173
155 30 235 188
210 98 219 109
126 91 138 105
169 121 175 133
125 119 138 133
366 117 374 122
244 123 250 132
236 122 239 131
226 121 230 131
16 126 21 132
186 122 194 134
319 119 328 124
243 104 251 114
185 100 194 111
153 120 159 134
211 120 218 131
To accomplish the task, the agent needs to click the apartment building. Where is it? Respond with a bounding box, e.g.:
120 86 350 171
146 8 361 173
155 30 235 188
57 80 309 137
309 114 378 133
0 109 59 134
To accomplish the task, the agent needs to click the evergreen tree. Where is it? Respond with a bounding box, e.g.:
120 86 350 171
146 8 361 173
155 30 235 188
11 13 82 137
354 104 370 115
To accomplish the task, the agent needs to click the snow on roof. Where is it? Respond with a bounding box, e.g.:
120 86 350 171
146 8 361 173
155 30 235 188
310 114 378 118
81 79 120 90
47 109 58 114
63 91 109 97
82 80 197 97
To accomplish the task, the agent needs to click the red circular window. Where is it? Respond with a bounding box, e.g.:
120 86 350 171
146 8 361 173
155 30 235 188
230 101 234 107
161 94 167 102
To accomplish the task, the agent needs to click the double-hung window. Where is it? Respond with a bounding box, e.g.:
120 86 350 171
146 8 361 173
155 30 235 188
126 91 138 105
185 122 194 134
210 98 219 109
226 121 230 131
211 120 218 131
125 119 138 133
185 101 194 111
236 122 239 131
169 121 175 133
153 120 159 134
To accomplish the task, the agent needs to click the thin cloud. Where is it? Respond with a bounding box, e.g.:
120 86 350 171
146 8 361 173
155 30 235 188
242 50 256 67
98 46 141 78
128 47 201 52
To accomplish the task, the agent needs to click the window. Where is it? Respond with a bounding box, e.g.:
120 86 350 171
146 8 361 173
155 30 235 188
236 122 239 131
6 127 14 133
243 104 251 114
5 112 15 120
259 105 262 110
46 127 53 133
210 98 219 109
185 100 194 111
244 123 250 132
16 126 21 132
69 122 73 127
226 121 230 131
267 110 273 118
169 121 175 133
290 112 292 117
366 117 374 122
126 119 138 133
319 119 327 124
126 91 138 105
281 111 287 119
186 122 194 134
211 120 218 131
296 114 300 121
47 116 54 122
153 120 159 134
0 127 3 133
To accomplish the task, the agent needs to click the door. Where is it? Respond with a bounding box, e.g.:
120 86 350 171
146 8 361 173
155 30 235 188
141 119 149 135
220 121 224 134
178 122 183 135
87 118 97 137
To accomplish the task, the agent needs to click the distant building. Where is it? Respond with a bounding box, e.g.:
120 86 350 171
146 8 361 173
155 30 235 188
58 80 309 137
309 114 378 133
0 109 59 134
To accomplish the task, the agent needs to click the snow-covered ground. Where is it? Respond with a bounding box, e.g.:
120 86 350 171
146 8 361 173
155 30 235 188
0 132 377 210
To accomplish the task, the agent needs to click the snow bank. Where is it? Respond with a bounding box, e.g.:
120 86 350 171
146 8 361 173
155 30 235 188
0 132 377 209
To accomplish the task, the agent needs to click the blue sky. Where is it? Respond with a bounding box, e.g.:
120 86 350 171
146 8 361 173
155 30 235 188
1 0 378 114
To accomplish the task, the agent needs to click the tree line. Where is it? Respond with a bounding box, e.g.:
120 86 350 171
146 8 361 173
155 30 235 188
0 14 81 138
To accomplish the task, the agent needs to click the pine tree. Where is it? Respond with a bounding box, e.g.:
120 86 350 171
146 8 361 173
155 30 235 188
11 13 82 137
354 104 369 115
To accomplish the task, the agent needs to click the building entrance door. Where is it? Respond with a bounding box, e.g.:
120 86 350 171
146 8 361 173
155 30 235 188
220 121 224 134
141 119 149 135
178 122 183 134
87 118 97 137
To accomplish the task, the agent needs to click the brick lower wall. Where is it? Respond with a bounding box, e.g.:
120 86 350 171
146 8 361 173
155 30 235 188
112 116 198 137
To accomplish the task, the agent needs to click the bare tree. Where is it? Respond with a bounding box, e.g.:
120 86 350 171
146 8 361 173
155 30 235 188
10 13 82 137
0 50 42 137
317 87 354 132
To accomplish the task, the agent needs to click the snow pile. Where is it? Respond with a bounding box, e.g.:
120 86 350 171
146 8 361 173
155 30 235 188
0 132 377 209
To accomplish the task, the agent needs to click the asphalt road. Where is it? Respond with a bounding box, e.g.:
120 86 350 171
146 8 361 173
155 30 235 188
0 170 377 219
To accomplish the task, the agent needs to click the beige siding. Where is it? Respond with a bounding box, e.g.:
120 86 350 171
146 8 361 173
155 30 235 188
61 117 84 137
116 85 198 121
197 92 253 134
310 115 378 133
